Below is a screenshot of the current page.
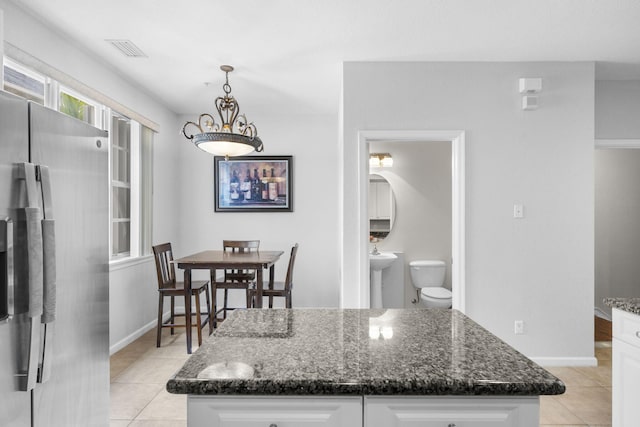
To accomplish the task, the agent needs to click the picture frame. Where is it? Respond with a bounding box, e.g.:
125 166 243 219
214 155 293 212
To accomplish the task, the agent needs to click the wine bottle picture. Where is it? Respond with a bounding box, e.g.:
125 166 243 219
261 168 269 201
269 167 278 201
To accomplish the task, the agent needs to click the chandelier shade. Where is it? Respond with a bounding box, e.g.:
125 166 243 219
182 65 263 157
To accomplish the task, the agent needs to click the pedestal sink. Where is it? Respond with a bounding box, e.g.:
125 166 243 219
369 252 397 308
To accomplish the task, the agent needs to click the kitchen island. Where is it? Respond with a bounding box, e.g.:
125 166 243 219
167 308 564 426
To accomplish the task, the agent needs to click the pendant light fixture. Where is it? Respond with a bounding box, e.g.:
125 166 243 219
182 65 263 158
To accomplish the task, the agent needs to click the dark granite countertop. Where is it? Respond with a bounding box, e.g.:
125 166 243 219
166 308 564 396
604 298 640 316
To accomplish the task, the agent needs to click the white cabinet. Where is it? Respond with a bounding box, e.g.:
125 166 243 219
612 308 640 427
187 396 540 427
187 396 362 427
369 180 391 219
365 397 539 427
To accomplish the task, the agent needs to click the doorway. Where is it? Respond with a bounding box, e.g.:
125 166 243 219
357 130 466 311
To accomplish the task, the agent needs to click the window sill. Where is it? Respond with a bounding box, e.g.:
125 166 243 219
109 254 153 272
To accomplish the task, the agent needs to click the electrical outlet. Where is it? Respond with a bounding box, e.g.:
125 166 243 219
514 320 525 335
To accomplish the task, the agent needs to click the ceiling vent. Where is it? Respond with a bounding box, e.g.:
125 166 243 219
105 39 147 58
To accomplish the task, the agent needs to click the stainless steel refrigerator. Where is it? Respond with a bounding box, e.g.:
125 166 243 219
0 90 109 426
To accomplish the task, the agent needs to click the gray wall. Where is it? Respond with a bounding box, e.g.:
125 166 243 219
370 141 452 307
343 62 595 363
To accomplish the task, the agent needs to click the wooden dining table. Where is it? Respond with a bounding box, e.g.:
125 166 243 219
173 249 284 354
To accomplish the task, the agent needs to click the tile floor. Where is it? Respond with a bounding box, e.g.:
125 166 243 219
110 330 613 426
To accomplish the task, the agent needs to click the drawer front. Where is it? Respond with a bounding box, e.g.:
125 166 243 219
613 308 640 348
188 396 362 427
365 396 539 427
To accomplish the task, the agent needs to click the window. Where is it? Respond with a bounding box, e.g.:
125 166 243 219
111 113 132 258
109 113 154 259
3 58 46 104
59 91 96 125
3 56 154 261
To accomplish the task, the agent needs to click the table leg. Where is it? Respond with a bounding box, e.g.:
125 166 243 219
210 269 218 328
184 268 193 354
255 266 263 308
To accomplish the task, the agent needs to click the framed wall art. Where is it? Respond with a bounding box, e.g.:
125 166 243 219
214 155 293 212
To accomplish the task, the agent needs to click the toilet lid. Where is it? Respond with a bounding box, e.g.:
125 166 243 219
421 287 452 299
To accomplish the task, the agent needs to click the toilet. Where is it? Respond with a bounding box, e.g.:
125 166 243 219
409 260 452 308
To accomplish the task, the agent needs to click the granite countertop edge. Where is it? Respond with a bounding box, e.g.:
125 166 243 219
166 377 565 396
604 297 640 315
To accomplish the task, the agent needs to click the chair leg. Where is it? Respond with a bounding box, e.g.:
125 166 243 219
223 289 229 319
170 296 175 335
157 293 164 348
286 292 292 309
205 284 213 334
195 292 202 346
269 295 274 309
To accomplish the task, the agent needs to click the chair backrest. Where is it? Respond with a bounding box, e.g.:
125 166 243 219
222 240 260 253
152 243 176 289
222 240 260 281
283 243 299 291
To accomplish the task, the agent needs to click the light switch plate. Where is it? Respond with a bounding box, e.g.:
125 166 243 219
513 204 524 218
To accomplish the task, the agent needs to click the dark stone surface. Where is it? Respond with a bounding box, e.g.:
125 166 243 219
604 297 640 316
166 308 565 396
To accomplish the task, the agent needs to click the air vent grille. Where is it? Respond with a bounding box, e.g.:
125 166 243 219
106 40 147 58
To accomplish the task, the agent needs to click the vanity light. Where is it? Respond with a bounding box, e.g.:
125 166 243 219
370 153 393 168
182 65 264 158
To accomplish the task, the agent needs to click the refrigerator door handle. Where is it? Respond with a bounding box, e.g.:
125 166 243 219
17 163 43 392
37 165 56 384
1 218 13 322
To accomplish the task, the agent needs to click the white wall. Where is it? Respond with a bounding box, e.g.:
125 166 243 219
0 0 182 352
370 141 452 307
594 80 640 318
176 112 341 309
343 62 595 363
595 80 640 138
595 149 640 317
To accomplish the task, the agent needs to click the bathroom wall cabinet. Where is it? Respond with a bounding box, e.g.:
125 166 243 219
612 307 640 427
187 395 540 427
369 180 391 219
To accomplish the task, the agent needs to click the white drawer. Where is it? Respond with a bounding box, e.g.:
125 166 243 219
365 396 539 427
188 396 362 427
613 308 640 348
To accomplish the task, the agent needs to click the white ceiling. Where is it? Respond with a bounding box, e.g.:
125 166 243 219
10 0 640 116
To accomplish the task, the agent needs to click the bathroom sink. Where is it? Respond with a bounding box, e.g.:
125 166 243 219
369 252 397 271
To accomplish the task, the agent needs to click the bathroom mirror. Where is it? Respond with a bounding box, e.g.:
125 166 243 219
369 174 396 240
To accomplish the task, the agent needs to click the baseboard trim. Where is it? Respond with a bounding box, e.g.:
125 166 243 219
531 356 598 367
109 307 211 355
110 318 157 355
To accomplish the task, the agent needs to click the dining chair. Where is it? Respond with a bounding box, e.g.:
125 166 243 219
250 243 298 309
210 239 260 326
152 243 212 348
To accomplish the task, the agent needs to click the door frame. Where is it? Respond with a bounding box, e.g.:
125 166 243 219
357 130 466 312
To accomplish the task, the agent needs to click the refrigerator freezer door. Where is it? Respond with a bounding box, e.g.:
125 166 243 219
29 103 109 426
0 91 31 426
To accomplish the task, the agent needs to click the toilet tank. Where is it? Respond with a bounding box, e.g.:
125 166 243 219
409 260 446 288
